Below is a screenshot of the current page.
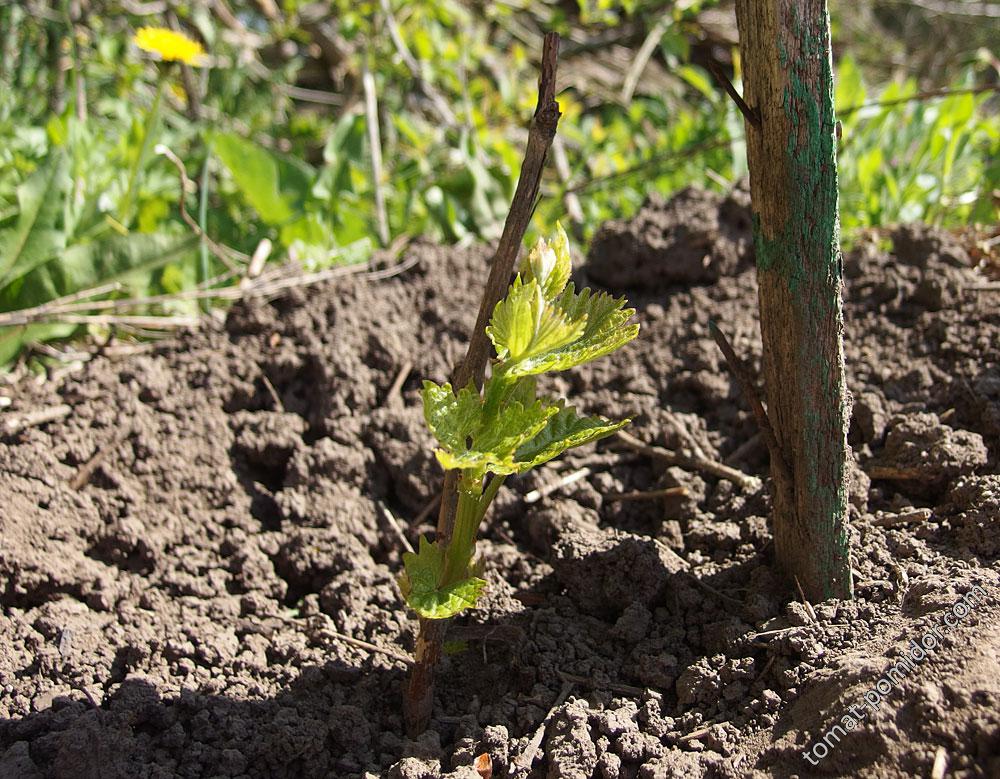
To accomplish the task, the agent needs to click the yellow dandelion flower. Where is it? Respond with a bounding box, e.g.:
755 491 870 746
134 27 206 66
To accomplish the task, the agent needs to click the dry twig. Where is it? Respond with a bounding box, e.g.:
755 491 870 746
383 361 413 408
871 508 932 527
621 15 671 103
156 144 246 272
557 670 663 699
678 720 730 743
69 425 133 490
604 486 688 502
708 60 761 127
2 404 72 435
362 59 390 247
378 0 458 128
523 466 591 504
615 429 761 491
378 501 416 555
708 321 792 499
509 681 574 776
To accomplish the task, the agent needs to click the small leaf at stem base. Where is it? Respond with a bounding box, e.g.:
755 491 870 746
399 536 487 619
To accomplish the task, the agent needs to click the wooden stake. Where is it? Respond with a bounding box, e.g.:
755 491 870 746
734 0 853 601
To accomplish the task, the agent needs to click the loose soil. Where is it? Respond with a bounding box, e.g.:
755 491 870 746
2 187 998 779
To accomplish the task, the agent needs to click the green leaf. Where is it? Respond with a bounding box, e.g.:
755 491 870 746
0 323 75 367
399 536 487 619
520 223 571 299
422 379 484 457
0 231 197 365
422 379 557 475
211 131 314 226
58 232 198 292
0 153 68 287
515 404 629 470
464 393 557 471
504 284 639 377
486 276 585 363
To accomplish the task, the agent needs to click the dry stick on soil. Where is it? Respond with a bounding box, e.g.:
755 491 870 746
871 508 932 527
605 486 688 502
2 404 72 435
319 627 413 667
557 670 663 699
69 425 133 490
678 720 730 743
362 57 390 247
403 32 562 737
509 680 574 776
752 625 804 640
615 428 761 492
708 321 793 498
275 611 414 666
523 466 591 504
259 372 284 412
794 576 818 622
931 746 949 779
378 501 416 554
383 360 413 408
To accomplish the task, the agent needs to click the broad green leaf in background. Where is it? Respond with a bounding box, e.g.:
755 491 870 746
0 153 68 287
211 131 314 226
0 323 75 367
0 231 196 365
58 231 198 292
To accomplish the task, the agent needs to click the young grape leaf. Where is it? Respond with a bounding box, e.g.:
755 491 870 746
503 285 639 377
486 276 585 363
422 379 558 475
514 404 630 470
399 536 487 620
422 380 483 456
472 394 557 467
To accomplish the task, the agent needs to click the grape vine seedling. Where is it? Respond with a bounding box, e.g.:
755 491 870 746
398 225 639 619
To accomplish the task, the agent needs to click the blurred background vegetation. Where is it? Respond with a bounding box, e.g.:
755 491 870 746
0 0 997 368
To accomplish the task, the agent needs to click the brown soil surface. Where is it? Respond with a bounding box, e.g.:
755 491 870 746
2 188 998 779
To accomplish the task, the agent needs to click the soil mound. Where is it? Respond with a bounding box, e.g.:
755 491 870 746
2 190 998 778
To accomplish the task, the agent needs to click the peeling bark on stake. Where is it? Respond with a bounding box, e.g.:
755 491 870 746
403 33 561 736
733 1 853 601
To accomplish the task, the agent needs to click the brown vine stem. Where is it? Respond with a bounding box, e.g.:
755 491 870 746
402 32 561 737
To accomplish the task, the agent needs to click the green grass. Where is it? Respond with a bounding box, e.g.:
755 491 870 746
0 1 996 368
